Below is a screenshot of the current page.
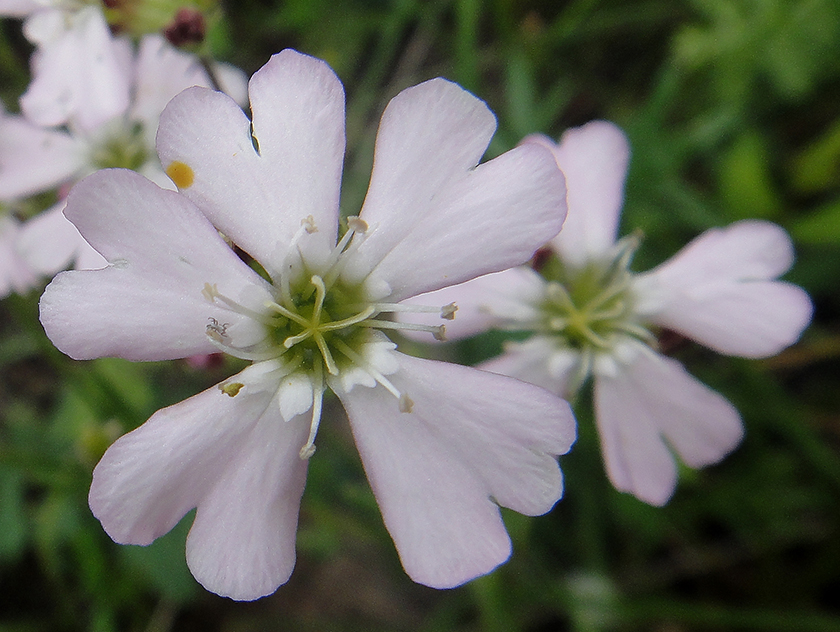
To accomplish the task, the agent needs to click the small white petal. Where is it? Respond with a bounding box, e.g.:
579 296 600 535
21 7 130 130
0 113 84 200
480 337 579 397
276 372 315 421
0 216 38 297
526 121 630 266
636 220 812 357
594 345 743 506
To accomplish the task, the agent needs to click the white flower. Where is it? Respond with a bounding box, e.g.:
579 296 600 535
0 34 247 277
402 120 813 506
0 2 130 129
39 49 576 600
0 214 37 296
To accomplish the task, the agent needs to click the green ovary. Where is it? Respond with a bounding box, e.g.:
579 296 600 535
266 273 375 377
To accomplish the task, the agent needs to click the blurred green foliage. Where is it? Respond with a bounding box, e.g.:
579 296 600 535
1 0 839 630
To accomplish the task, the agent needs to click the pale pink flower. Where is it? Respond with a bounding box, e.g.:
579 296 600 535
0 214 37 296
402 120 812 506
39 50 575 600
0 34 247 277
0 2 129 129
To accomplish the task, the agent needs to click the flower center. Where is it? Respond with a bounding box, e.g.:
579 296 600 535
89 120 149 171
202 216 455 459
538 234 651 351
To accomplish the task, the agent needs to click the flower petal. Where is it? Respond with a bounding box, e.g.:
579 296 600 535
398 266 546 341
337 353 574 587
343 79 564 300
21 7 130 130
156 49 345 278
17 201 105 275
635 220 812 357
0 216 37 297
530 121 630 266
89 374 310 601
130 35 249 152
0 1 41 17
479 337 580 397
593 344 743 506
353 142 566 302
39 169 272 361
0 113 83 199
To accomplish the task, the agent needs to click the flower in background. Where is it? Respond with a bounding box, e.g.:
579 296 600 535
0 2 129 129
40 49 576 600
0 34 247 280
401 120 813 506
0 214 36 297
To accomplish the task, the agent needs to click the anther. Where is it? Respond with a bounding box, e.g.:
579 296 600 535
441 303 458 320
347 216 368 233
302 215 318 234
399 394 414 413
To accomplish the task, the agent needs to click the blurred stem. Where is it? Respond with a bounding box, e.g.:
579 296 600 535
455 0 480 93
571 397 609 572
469 572 516 632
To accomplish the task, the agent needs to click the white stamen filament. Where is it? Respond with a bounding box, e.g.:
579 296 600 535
358 318 447 341
299 362 325 459
360 301 458 321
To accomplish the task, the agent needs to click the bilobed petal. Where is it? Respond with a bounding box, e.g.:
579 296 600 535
186 402 311 601
338 353 574 587
535 121 630 266
0 114 83 199
398 267 546 340
355 77 496 247
157 49 345 277
17 201 105 275
352 142 566 301
39 169 272 361
21 7 130 130
594 345 743 506
635 220 812 357
89 375 311 601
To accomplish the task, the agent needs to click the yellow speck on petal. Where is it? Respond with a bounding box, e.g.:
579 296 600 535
220 382 244 397
166 161 194 189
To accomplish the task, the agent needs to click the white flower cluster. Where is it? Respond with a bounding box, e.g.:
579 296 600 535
0 0 246 291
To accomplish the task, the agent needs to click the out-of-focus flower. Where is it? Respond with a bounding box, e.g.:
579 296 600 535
0 213 37 297
0 2 130 129
0 34 247 277
402 121 812 506
39 50 576 600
